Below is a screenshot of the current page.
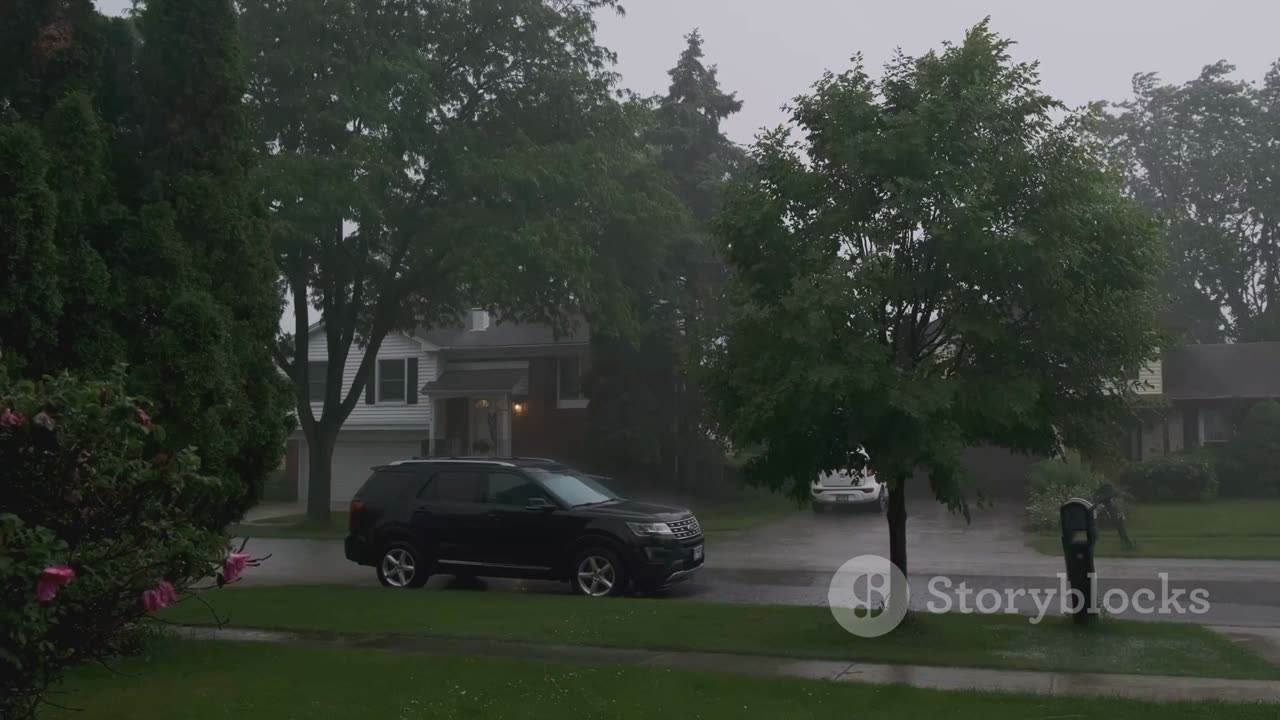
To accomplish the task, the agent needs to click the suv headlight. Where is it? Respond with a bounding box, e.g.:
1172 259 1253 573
627 522 673 536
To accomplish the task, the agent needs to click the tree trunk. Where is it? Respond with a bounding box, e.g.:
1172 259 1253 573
305 426 337 525
887 475 908 577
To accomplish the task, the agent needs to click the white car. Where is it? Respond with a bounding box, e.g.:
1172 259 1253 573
810 465 886 513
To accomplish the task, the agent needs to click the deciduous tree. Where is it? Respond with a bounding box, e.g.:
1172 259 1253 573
241 0 678 521
704 22 1163 579
1101 61 1280 342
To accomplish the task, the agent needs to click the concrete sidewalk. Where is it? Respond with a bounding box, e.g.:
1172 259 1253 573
177 625 1280 704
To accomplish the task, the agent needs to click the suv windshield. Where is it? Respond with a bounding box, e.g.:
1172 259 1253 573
527 468 619 507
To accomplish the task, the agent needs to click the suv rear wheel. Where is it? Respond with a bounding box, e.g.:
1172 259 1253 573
571 546 627 598
377 542 429 589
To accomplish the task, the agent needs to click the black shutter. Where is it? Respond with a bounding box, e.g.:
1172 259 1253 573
407 358 419 405
365 363 376 405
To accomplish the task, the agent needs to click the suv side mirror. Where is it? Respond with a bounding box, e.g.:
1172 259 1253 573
525 497 555 512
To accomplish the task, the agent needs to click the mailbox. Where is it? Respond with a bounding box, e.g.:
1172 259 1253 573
1060 497 1098 623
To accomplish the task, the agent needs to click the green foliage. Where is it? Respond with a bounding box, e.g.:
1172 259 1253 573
703 22 1164 572
1101 61 1280 342
0 373 236 719
0 1 291 525
0 123 61 375
1216 400 1280 496
1119 453 1219 503
1025 458 1110 531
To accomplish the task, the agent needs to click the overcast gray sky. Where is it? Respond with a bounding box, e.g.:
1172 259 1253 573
97 0 1278 144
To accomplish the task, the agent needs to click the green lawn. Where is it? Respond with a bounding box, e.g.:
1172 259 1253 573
694 493 799 534
228 494 797 540
162 585 1279 680
1030 499 1280 560
46 640 1277 720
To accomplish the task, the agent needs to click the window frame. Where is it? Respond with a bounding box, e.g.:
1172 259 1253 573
556 356 588 409
377 358 408 404
308 360 328 404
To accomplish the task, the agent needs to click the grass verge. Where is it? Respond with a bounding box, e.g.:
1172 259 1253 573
229 511 348 540
1029 499 1280 560
46 640 1278 720
161 585 1279 680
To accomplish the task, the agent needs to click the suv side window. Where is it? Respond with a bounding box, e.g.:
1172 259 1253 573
357 468 422 501
485 472 546 506
422 470 484 503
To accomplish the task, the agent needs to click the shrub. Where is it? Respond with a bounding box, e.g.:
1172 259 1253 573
1024 457 1110 531
0 373 252 719
1119 452 1219 503
1218 401 1280 497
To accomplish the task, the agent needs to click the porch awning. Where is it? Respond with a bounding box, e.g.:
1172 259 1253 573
421 368 527 398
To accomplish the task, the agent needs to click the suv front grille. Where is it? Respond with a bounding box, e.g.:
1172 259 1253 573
668 516 702 540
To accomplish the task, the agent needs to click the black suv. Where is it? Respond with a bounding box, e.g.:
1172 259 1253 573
344 458 705 597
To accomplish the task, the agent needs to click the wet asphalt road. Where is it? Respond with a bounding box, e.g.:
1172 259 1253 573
237 503 1280 627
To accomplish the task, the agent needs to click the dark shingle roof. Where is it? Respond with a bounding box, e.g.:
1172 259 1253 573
420 319 589 350
1163 342 1280 400
421 368 527 397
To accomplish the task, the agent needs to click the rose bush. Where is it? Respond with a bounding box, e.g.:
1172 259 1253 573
0 372 252 719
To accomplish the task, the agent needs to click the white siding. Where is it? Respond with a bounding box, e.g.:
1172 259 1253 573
1137 360 1163 395
307 331 438 430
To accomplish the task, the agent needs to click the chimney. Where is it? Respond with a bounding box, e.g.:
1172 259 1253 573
467 309 491 332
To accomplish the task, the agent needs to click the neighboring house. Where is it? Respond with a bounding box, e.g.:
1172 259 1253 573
284 310 591 503
1129 342 1280 460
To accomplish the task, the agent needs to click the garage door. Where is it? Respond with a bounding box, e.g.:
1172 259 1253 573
318 437 424 503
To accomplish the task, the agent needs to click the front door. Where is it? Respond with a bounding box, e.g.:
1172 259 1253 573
442 398 469 457
470 397 500 455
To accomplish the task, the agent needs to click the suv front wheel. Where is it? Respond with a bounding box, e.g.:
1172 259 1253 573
377 542 429 589
571 546 627 598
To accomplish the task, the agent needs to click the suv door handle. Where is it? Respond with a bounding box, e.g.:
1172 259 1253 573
486 510 501 520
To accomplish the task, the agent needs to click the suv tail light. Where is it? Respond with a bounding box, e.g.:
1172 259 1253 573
349 499 365 531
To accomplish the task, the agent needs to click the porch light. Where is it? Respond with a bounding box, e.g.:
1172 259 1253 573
512 402 528 416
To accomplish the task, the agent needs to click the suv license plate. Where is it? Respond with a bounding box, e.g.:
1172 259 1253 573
692 545 704 562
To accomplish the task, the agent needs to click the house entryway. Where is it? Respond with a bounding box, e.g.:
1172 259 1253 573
435 395 513 457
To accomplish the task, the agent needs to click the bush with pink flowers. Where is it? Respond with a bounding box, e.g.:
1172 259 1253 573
0 372 252 719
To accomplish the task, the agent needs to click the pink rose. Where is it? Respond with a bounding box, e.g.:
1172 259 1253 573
1 408 25 427
142 580 178 612
223 553 250 584
33 412 55 430
36 566 75 603
136 408 153 430
156 581 177 605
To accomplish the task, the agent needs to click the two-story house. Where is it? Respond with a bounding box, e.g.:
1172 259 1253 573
284 311 591 504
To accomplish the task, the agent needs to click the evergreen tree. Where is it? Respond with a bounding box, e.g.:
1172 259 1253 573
589 30 745 484
0 0 290 523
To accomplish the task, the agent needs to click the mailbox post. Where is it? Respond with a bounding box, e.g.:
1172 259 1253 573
1060 497 1098 624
